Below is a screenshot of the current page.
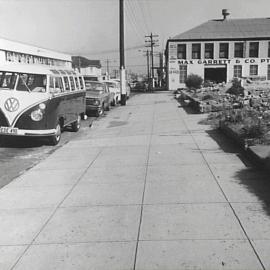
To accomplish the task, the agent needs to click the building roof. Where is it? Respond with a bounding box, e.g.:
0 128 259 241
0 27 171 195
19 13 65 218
0 37 71 61
172 18 270 40
72 56 101 69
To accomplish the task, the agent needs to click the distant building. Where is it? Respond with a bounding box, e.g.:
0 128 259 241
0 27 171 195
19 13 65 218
165 10 270 90
0 37 71 68
72 56 102 81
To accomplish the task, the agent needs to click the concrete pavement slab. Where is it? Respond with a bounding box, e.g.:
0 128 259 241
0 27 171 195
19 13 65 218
0 246 27 270
208 163 250 181
252 240 270 270
0 208 54 245
140 204 246 240
146 164 214 182
135 240 263 270
202 152 244 165
149 146 205 166
61 182 144 207
144 178 226 204
9 169 83 187
232 203 270 240
0 185 71 209
35 205 141 243
13 242 136 270
216 178 270 203
150 134 195 145
80 165 145 184
32 157 93 171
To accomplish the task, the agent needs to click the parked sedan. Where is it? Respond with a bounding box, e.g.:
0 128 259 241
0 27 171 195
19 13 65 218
85 81 112 116
103 80 121 106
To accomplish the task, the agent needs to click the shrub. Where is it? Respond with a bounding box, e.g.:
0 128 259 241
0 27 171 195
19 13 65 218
185 74 203 90
226 78 244 96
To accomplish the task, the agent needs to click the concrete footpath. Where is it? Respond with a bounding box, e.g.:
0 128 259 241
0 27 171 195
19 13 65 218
1 92 270 270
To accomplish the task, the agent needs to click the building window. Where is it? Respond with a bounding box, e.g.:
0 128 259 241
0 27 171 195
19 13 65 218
268 42 270 58
267 65 270 80
177 44 186 59
250 65 258 76
192 43 201 59
204 43 214 59
233 65 242 78
234 43 244 58
219 43 229 58
249 42 259 57
179 65 187 83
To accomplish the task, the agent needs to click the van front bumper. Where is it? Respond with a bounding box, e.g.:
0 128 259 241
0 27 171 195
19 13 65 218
0 126 57 137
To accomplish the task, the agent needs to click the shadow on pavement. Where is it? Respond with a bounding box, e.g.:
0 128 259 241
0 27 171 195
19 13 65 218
0 136 48 148
205 128 270 217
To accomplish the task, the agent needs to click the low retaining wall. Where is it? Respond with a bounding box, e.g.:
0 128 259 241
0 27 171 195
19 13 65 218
219 121 270 170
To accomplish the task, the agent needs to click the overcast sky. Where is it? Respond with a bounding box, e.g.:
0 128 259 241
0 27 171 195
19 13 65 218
0 0 270 74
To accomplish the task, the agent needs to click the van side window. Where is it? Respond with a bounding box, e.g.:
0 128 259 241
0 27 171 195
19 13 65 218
55 77 64 93
79 76 84 89
63 76 70 91
49 76 55 93
74 76 80 90
69 76 75 91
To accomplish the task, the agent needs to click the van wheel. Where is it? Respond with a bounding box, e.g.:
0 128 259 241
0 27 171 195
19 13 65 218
49 122 61 145
71 115 81 132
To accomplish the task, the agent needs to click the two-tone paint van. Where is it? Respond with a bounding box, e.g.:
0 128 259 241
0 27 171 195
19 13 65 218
0 64 86 145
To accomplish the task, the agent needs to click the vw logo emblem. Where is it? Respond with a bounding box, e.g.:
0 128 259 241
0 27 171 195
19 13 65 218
4 98 20 112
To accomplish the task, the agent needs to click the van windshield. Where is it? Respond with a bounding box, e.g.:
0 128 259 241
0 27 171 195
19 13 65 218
17 73 47 93
0 72 47 93
0 72 16 90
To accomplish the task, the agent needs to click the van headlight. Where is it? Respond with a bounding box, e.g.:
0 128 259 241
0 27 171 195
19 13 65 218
31 109 43 121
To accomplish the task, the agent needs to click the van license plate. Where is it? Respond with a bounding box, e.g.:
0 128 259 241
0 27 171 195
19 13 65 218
0 127 18 135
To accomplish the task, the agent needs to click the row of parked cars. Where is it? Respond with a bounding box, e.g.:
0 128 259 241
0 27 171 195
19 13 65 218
84 79 131 117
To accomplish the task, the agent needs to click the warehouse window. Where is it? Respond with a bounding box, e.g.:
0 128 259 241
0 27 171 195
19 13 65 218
192 44 201 59
234 43 244 58
219 43 229 58
233 65 242 78
267 65 270 80
249 42 259 57
179 65 187 83
204 43 214 59
177 44 186 59
250 65 258 76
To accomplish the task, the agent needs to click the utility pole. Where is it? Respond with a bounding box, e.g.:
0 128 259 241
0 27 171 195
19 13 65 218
119 0 126 105
146 50 150 83
145 33 159 89
106 59 110 79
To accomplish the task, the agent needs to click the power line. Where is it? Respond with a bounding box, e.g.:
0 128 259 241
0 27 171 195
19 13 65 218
125 1 145 44
134 0 150 34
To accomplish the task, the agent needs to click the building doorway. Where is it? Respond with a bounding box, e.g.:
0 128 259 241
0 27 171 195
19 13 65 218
204 67 227 83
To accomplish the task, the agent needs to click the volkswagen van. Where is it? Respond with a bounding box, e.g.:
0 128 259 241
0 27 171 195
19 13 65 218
0 64 86 145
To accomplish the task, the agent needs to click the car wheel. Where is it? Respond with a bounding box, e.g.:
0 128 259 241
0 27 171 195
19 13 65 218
105 102 110 111
49 122 61 145
71 115 81 132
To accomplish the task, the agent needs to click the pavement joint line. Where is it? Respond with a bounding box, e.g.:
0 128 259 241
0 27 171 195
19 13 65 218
177 106 266 270
132 101 156 270
9 147 105 270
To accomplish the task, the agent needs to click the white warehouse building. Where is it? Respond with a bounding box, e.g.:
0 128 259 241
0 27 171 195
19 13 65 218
165 11 270 90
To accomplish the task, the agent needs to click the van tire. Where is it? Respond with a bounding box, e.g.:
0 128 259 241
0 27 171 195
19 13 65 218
49 122 61 145
71 115 81 132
